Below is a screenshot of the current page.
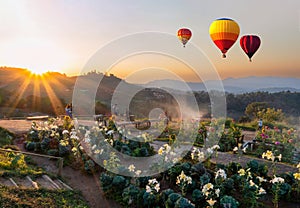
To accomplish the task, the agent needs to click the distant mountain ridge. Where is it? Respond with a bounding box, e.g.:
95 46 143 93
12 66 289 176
144 76 300 93
1 67 300 97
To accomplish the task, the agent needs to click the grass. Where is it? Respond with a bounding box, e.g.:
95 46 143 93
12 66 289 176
0 185 89 208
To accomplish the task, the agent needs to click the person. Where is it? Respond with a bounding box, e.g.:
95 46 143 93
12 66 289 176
258 118 263 130
65 103 72 118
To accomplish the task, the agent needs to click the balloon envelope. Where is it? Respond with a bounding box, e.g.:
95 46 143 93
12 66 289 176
240 35 261 61
177 28 192 47
209 18 240 58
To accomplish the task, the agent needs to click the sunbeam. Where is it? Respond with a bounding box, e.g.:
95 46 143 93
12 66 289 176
40 74 65 116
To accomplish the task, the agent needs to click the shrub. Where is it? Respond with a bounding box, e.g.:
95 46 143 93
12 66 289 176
40 137 50 152
25 141 36 151
100 172 113 193
143 191 157 208
174 197 195 208
192 189 205 207
122 184 141 207
220 195 239 208
166 193 182 208
160 189 174 206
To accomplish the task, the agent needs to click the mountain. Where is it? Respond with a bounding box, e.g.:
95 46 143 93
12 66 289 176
144 77 300 93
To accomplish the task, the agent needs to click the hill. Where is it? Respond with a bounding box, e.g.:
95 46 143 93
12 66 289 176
144 76 300 93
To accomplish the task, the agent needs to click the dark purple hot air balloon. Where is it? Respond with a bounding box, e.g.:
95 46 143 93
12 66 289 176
240 35 261 62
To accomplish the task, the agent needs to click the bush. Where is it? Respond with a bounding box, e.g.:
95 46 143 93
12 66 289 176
220 195 239 208
166 193 182 208
160 189 174 206
40 137 50 152
192 189 205 207
100 172 113 193
143 191 157 208
122 184 141 207
174 197 195 208
0 128 13 147
25 141 36 151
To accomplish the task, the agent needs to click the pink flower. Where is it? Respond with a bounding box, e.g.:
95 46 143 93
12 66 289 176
288 139 293 143
275 141 280 145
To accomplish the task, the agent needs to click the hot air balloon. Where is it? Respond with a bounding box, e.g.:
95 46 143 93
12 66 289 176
240 35 261 62
209 18 240 58
177 28 192 47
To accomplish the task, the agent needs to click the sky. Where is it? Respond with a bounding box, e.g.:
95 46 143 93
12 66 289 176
0 0 299 83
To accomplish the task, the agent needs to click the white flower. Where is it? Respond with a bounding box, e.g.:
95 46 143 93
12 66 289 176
207 148 213 154
62 130 69 135
198 152 205 160
215 169 227 180
207 198 216 206
172 158 179 163
94 149 103 154
270 176 285 184
249 180 257 187
257 176 267 183
158 147 164 155
215 188 220 197
70 135 79 140
258 187 266 195
128 164 135 172
186 177 192 184
277 154 282 161
148 179 158 185
163 144 171 153
146 185 151 193
106 130 114 135
135 170 142 176
154 183 160 192
202 183 213 194
233 146 238 152
238 169 246 176
212 145 220 150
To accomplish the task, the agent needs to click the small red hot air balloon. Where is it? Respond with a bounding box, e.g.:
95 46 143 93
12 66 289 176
240 35 261 62
177 28 192 47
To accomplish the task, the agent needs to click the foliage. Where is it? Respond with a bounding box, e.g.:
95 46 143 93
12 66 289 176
122 184 141 207
0 151 44 177
0 126 14 147
245 102 268 119
220 195 239 208
257 107 285 123
0 185 89 208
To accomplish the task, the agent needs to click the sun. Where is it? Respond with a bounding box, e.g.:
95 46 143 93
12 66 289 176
29 68 49 75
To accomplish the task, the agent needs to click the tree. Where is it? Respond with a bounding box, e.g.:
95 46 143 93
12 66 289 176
257 108 284 123
245 102 268 119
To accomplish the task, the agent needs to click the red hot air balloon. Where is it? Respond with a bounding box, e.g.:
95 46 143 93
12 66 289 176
240 35 261 62
177 28 192 47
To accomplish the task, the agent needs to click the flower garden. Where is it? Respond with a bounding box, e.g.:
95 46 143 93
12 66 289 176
22 116 300 208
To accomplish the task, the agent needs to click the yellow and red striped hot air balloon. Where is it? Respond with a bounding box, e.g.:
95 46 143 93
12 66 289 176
177 28 192 47
209 18 240 58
